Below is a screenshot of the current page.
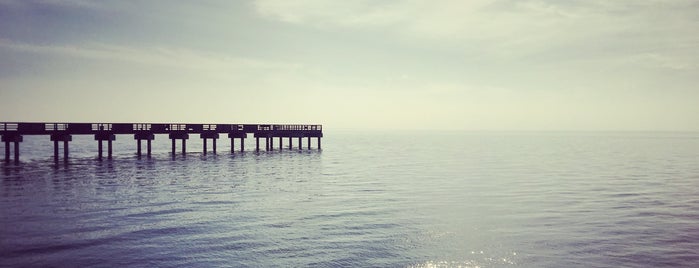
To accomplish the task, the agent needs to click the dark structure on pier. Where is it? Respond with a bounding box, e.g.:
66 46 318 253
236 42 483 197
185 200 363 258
1 122 322 163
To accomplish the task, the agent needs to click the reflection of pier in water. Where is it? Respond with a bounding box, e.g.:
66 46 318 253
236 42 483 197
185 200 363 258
1 122 323 163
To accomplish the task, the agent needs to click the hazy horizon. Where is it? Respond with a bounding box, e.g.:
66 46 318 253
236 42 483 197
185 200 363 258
1 1 698 131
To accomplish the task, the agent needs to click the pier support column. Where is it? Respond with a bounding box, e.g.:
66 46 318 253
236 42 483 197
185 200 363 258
50 134 71 161
256 137 260 152
200 133 219 155
203 138 207 155
108 139 113 159
289 137 292 150
2 135 23 163
54 140 59 161
298 137 302 150
98 140 103 160
318 137 321 150
269 136 273 151
4 141 10 163
95 133 115 161
228 133 246 153
307 137 311 150
135 133 155 157
279 137 282 151
168 133 189 156
13 141 19 163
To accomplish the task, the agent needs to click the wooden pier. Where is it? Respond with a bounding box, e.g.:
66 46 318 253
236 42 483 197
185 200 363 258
1 122 322 163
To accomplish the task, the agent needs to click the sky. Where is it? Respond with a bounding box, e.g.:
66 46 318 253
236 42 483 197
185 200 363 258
1 0 698 131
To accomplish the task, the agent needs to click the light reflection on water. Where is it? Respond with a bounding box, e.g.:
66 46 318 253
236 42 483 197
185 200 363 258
2 131 699 267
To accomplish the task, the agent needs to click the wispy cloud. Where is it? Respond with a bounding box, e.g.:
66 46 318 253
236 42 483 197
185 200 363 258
253 0 699 63
0 39 302 72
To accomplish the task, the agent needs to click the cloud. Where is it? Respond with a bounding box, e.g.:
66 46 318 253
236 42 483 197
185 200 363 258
253 0 407 27
252 0 699 62
0 39 302 73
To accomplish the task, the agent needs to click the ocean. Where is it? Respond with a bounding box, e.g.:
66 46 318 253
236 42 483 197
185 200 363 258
1 131 698 267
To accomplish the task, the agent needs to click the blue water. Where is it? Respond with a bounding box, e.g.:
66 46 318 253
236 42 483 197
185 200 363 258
2 131 699 267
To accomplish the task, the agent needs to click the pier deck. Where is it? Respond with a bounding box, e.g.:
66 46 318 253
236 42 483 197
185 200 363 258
1 122 322 162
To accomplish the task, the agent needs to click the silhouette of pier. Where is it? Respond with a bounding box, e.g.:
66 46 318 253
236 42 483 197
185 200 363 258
1 122 322 163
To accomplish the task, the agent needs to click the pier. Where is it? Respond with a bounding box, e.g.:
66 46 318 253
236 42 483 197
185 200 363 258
1 122 322 163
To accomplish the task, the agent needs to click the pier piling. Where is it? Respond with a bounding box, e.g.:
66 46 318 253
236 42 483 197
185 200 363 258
13 141 19 163
135 133 155 157
137 140 142 156
108 139 113 159
53 140 59 161
2 134 23 163
64 140 69 159
168 132 189 156
200 133 219 155
50 134 71 162
95 133 115 160
4 142 9 163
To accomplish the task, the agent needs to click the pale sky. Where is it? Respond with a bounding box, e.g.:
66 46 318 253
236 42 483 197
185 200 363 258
1 0 698 131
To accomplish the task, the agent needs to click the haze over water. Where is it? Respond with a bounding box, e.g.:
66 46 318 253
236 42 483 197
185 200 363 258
2 131 698 267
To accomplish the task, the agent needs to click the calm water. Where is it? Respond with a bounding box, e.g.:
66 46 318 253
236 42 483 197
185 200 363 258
1 131 699 267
